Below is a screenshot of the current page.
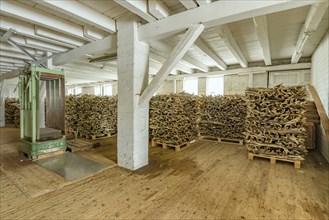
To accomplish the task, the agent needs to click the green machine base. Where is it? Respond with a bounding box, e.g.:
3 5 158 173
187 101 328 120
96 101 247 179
19 138 67 160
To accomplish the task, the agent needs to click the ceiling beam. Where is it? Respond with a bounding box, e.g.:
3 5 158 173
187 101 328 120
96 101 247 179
9 36 69 53
0 56 27 64
0 66 17 70
0 61 24 67
291 2 328 63
148 0 170 19
167 62 312 80
0 1 95 41
52 35 117 66
0 16 83 48
179 0 198 9
195 38 227 70
149 52 193 73
217 25 248 68
0 50 33 60
253 15 271 65
139 24 204 106
114 0 157 23
138 0 317 41
196 0 211 6
149 40 210 72
35 0 116 33
0 43 40 56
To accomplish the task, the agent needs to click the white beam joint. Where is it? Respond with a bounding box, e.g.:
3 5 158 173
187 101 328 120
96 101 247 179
138 0 316 41
196 0 211 6
139 24 204 106
148 0 170 19
0 28 16 42
114 0 157 22
180 0 198 9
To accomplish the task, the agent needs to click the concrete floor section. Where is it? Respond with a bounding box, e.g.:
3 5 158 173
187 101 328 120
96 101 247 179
36 153 107 181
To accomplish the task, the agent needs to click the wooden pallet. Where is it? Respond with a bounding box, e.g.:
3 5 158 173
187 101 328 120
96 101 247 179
81 133 116 140
151 139 196 152
248 152 301 168
66 139 100 152
199 136 244 145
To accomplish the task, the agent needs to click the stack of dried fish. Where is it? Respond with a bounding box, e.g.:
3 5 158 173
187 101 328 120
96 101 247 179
197 95 246 139
5 98 19 126
244 85 308 160
65 95 118 137
150 93 198 145
65 95 79 133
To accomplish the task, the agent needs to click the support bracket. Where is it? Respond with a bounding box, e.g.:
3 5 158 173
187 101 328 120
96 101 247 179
139 24 204 106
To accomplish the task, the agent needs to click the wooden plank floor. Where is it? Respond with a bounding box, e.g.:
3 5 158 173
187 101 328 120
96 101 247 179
1 128 328 219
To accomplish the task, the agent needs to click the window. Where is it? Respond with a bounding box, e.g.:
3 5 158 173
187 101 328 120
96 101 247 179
206 76 224 95
67 88 74 95
183 77 198 95
94 86 101 96
103 84 112 96
75 87 82 95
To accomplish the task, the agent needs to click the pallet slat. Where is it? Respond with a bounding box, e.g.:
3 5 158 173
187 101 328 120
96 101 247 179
199 136 244 145
248 152 301 168
151 139 196 151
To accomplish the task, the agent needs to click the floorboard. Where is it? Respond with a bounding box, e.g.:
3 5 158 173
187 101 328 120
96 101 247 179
0 127 328 219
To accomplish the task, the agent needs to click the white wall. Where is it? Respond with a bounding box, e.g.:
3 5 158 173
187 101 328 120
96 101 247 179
157 80 176 94
224 74 249 95
82 86 94 95
253 72 267 88
311 31 329 162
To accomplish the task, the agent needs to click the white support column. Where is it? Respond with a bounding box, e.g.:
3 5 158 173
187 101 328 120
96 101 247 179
0 81 5 127
117 15 150 170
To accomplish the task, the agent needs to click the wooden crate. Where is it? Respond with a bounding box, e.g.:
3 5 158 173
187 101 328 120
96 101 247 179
248 152 302 168
151 139 196 152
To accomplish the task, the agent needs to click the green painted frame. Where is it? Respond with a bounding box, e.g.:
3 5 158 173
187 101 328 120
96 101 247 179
19 64 66 158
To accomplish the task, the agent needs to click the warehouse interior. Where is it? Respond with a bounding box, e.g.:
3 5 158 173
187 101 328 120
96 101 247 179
0 0 329 219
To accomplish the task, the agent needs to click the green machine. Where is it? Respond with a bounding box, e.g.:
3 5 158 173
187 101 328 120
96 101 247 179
19 64 66 159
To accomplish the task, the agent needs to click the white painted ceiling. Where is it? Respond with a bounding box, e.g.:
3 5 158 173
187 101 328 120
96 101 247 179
0 0 328 86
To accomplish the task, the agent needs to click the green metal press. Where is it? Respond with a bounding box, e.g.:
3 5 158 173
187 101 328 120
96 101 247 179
18 64 66 159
